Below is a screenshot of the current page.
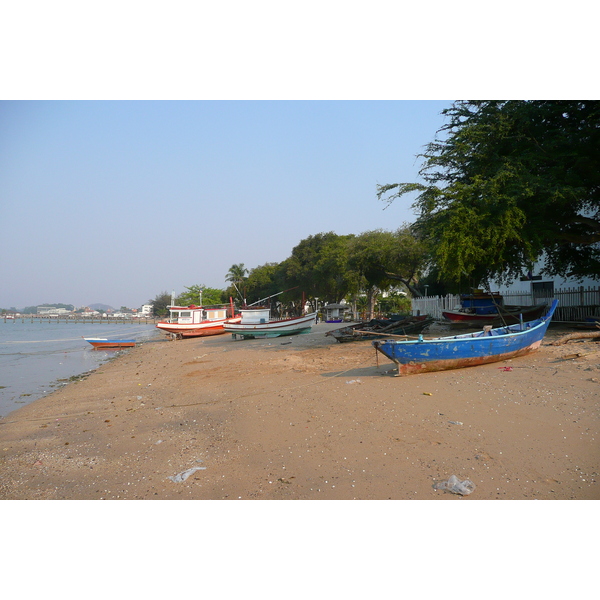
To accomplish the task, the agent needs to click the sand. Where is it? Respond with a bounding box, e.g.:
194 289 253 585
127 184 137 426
1 322 598 500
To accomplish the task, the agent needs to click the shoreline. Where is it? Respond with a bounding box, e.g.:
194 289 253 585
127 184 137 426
1 323 598 500
0 321 162 419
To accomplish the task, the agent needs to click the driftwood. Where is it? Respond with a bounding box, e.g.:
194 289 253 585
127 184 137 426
551 330 600 346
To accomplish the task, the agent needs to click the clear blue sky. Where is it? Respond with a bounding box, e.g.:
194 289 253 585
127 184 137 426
1 5 593 310
0 100 451 309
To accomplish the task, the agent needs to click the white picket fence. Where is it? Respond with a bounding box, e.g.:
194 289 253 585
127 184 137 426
412 286 600 322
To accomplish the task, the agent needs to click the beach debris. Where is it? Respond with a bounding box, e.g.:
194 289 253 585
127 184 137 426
498 366 513 371
346 379 362 384
560 351 599 360
423 392 433 396
168 466 206 483
433 475 476 496
448 420 463 425
551 330 600 345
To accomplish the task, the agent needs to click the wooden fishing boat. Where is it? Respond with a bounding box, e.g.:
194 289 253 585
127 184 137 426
580 316 600 329
441 291 548 325
156 304 240 339
223 308 317 339
327 315 434 343
84 337 136 349
373 300 558 376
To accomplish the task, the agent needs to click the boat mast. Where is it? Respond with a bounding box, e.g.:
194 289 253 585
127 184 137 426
247 286 300 308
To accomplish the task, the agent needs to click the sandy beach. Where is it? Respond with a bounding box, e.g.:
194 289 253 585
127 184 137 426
1 322 598 500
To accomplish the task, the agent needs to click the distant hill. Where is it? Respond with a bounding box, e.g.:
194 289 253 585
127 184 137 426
88 303 114 311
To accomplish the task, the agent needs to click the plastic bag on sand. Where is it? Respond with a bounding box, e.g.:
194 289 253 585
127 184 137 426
168 466 206 483
433 475 476 495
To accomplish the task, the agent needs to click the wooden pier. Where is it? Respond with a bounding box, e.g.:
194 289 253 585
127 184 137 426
3 316 161 324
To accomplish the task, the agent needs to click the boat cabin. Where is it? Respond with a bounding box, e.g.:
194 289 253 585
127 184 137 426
239 308 271 324
167 305 228 324
459 291 504 315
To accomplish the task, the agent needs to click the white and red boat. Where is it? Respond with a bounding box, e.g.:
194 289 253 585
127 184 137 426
84 337 136 349
156 304 240 339
223 307 317 339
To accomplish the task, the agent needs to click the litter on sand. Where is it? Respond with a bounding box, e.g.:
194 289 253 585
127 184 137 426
433 475 476 496
168 466 206 483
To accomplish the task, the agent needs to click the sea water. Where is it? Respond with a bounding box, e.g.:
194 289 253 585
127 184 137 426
0 320 163 419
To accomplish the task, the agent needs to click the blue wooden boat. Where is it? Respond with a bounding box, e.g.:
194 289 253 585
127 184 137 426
373 300 558 376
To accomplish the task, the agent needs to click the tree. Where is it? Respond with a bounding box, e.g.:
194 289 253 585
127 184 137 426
284 232 355 304
176 285 225 306
243 263 281 304
378 100 600 285
225 263 249 302
348 227 427 289
378 290 412 315
346 230 398 318
150 291 171 317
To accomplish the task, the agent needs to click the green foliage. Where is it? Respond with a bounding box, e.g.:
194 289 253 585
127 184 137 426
149 291 171 317
225 263 249 301
378 100 600 283
347 227 428 296
243 263 282 304
285 232 356 304
176 285 226 307
213 228 428 320
378 291 412 315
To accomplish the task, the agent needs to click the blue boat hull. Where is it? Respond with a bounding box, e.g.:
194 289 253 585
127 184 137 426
373 300 558 376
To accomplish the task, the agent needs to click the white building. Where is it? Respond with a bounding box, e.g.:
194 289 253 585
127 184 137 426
491 262 598 301
140 304 153 315
37 306 70 315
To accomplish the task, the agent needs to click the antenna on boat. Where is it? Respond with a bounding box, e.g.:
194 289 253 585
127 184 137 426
232 282 245 306
247 286 299 308
484 280 509 328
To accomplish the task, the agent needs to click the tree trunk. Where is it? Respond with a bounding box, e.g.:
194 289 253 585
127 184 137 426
382 270 422 297
366 288 377 320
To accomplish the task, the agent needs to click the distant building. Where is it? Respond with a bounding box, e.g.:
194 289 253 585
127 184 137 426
37 306 70 315
141 304 153 315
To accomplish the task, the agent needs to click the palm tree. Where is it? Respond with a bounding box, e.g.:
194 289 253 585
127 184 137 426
226 263 248 302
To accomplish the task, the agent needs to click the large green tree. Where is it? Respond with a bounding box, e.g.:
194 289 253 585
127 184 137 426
378 100 600 285
347 230 410 317
347 228 428 298
284 232 355 305
243 263 282 304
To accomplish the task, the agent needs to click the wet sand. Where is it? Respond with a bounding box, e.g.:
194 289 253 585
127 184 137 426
1 322 598 500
